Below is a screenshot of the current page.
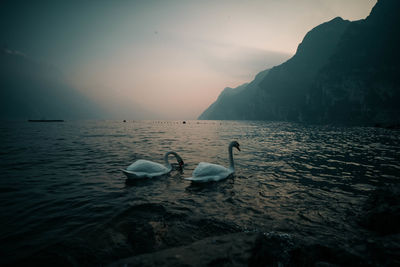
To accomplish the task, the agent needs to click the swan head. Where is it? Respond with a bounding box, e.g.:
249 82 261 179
231 141 240 151
177 156 184 169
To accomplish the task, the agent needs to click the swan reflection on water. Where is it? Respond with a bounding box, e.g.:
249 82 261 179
185 176 235 193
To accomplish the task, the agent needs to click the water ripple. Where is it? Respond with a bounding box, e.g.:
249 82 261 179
0 120 399 265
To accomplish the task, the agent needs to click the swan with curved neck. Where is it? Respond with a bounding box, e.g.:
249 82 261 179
185 141 240 183
122 151 184 179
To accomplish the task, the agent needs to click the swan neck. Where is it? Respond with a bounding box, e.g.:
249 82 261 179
164 151 178 170
228 144 234 171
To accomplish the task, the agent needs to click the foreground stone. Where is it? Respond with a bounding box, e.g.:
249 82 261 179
110 231 369 267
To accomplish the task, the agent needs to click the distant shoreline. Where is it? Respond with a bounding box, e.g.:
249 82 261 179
27 120 64 122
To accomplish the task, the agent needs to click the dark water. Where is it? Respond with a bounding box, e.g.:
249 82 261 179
0 120 399 265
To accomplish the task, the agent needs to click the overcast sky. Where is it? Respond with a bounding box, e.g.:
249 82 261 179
0 0 376 119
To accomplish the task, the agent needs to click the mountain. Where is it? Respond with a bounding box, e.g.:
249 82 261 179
199 16 351 121
0 48 103 120
199 0 400 126
305 0 400 125
199 69 269 120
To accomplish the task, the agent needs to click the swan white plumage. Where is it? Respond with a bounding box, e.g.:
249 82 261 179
185 141 240 183
121 151 184 179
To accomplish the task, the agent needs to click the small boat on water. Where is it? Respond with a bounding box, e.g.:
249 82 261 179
28 120 64 122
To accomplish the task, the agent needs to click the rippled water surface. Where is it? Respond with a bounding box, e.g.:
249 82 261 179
1 120 399 265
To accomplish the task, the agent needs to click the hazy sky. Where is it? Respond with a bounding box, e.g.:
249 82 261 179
0 0 376 119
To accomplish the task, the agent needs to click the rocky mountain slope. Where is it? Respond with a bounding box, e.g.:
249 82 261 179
199 0 400 126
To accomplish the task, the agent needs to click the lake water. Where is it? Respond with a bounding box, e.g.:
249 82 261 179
0 120 399 265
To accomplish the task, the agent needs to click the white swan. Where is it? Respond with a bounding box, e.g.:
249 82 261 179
185 141 240 183
121 151 184 179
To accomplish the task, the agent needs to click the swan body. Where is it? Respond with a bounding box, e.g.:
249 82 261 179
122 151 184 179
185 141 240 183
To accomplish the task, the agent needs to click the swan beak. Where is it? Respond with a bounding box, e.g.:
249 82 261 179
237 146 241 151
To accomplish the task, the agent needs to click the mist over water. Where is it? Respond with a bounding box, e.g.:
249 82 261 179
0 120 399 265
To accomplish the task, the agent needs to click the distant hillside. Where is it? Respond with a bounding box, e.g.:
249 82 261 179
0 48 102 120
199 0 400 126
199 16 351 121
305 0 400 125
199 69 269 120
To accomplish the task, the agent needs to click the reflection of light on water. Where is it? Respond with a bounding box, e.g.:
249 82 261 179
0 120 399 264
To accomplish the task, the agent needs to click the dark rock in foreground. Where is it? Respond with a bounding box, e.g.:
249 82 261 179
107 184 400 266
110 232 370 267
360 185 400 235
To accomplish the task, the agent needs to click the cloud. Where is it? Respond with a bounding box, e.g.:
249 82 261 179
199 41 292 80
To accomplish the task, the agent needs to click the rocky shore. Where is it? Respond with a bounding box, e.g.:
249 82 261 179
109 185 400 267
